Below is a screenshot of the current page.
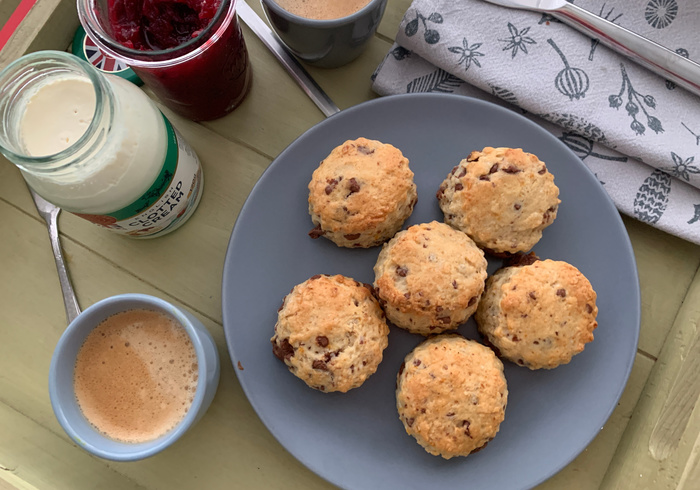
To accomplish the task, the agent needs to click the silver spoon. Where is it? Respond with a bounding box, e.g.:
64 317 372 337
26 184 81 323
484 0 700 98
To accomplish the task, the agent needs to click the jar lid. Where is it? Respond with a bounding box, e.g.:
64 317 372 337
72 25 143 86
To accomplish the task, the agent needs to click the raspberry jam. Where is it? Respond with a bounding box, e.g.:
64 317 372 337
102 0 250 121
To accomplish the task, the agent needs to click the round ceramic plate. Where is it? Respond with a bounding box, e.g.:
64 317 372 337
222 94 640 490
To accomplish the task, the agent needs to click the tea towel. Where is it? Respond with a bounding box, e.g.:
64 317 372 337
372 0 700 245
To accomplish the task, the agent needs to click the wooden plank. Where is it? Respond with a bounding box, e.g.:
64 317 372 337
601 268 700 489
0 0 78 70
0 402 142 490
621 216 700 358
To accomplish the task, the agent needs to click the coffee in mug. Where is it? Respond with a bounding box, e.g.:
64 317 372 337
274 0 371 20
73 309 198 443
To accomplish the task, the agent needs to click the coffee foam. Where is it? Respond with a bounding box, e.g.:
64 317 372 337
73 309 199 443
275 0 371 20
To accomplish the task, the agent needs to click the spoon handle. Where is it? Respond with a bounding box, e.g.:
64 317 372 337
554 2 700 97
45 209 82 324
27 185 82 324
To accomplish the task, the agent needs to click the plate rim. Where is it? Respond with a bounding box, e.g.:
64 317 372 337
221 92 641 489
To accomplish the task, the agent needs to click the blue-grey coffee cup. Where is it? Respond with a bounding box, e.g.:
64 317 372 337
49 294 220 461
261 0 388 68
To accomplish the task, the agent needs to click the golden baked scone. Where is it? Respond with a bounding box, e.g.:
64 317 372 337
308 137 417 248
475 259 598 370
437 147 560 255
271 274 389 392
396 334 508 459
373 221 487 336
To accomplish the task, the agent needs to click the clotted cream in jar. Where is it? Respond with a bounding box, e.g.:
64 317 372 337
0 51 203 238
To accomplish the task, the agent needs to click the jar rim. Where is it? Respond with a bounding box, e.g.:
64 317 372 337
0 51 110 170
78 0 236 68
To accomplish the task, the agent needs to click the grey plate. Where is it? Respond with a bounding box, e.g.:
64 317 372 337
222 94 640 490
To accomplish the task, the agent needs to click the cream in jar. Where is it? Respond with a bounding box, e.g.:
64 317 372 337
0 51 203 238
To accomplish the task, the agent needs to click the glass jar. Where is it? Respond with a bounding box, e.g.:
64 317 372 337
78 0 251 121
0 51 204 238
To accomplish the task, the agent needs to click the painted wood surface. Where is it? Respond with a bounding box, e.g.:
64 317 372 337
1 0 699 488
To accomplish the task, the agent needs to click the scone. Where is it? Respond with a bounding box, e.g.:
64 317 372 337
396 334 508 459
437 147 560 254
308 137 417 248
373 221 487 335
475 259 598 369
271 274 390 392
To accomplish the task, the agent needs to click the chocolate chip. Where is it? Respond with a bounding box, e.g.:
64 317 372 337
467 151 480 162
504 251 540 267
312 360 328 371
308 224 325 239
362 360 367 366
454 183 464 191
399 361 405 376
323 352 332 362
517 358 524 365
357 145 374 155
538 165 547 174
352 243 363 248
347 178 360 195
436 184 447 200
533 340 539 345
396 266 408 277
470 440 490 454
451 166 459 175
413 359 421 367
452 280 458 289
479 175 490 181
457 167 467 178
420 408 426 414
354 299 359 306
404 292 411 299
316 336 329 347
468 296 477 307
438 316 451 324
529 291 537 300
555 331 559 336
406 417 415 427
586 304 593 314
446 412 455 417
325 178 338 195
344 233 361 240
310 274 322 280
272 338 295 361
556 288 567 297
514 203 521 210
502 165 521 174
462 420 471 437
512 335 519 342
435 306 443 313
488 163 499 174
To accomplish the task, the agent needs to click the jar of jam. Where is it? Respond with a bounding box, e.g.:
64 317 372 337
78 0 252 121
0 51 204 238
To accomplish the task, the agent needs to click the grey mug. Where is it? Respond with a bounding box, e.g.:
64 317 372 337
260 0 388 68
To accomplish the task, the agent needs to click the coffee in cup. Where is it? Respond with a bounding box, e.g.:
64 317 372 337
261 0 388 68
73 309 198 443
49 293 220 461
274 0 372 20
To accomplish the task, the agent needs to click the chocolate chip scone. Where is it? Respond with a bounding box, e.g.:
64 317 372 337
396 334 508 459
475 259 598 370
373 221 487 336
437 147 560 255
308 137 417 248
271 274 390 392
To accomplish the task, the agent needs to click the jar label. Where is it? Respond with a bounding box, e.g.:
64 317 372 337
73 116 203 238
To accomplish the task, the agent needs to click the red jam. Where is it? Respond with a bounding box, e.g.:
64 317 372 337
108 0 220 50
107 0 251 121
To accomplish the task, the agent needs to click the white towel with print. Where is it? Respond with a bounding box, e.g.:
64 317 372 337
371 0 700 245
